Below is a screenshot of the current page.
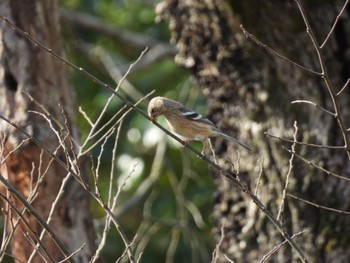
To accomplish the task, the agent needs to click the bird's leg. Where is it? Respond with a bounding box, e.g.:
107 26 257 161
195 140 207 159
207 138 218 164
181 140 188 147
201 140 207 156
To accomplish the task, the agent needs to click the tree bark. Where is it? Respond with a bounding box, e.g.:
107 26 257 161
0 0 96 262
158 0 350 262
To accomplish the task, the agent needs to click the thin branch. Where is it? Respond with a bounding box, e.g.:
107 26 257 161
277 121 298 221
0 138 30 164
291 100 335 116
259 230 307 263
90 121 123 263
288 194 350 215
283 146 350 182
166 229 180 263
57 243 86 263
223 254 235 263
0 250 25 263
211 224 225 263
22 231 51 263
336 78 350 96
240 25 322 76
254 156 264 196
134 223 160 263
115 234 139 263
91 46 145 101
320 0 349 48
265 132 344 149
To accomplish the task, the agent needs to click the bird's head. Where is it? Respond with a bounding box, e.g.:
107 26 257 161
148 96 166 122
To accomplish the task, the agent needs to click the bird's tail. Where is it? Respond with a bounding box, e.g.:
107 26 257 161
213 130 252 151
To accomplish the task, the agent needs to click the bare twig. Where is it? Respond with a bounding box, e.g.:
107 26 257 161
291 100 335 116
259 230 307 263
90 122 123 263
265 132 344 149
0 113 136 262
223 254 235 263
135 223 160 263
58 243 86 263
277 121 298 221
240 25 322 76
254 156 264 196
22 231 51 262
0 138 30 164
288 194 350 215
283 146 350 182
295 0 350 158
320 0 349 48
115 234 138 263
211 224 225 263
80 91 153 155
336 78 350 96
91 46 144 101
0 192 59 263
166 229 180 263
79 48 149 153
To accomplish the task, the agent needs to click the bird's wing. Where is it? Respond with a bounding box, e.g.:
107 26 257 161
179 106 215 126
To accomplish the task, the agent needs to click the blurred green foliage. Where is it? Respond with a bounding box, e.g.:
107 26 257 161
59 0 215 262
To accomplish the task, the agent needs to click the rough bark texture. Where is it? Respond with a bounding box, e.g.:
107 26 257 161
0 0 96 262
158 0 350 262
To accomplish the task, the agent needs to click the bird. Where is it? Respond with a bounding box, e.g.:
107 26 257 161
147 96 251 151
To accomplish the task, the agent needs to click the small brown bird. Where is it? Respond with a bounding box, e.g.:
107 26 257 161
147 96 251 151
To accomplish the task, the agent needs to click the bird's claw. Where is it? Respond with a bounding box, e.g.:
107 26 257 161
181 140 188 147
197 151 205 159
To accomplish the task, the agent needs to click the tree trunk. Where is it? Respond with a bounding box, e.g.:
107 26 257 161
158 0 350 262
0 0 96 262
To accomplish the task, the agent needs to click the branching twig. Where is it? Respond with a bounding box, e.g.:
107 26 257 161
0 192 61 263
259 230 307 263
0 15 308 263
58 243 86 263
79 47 149 153
295 0 350 158
211 224 225 263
